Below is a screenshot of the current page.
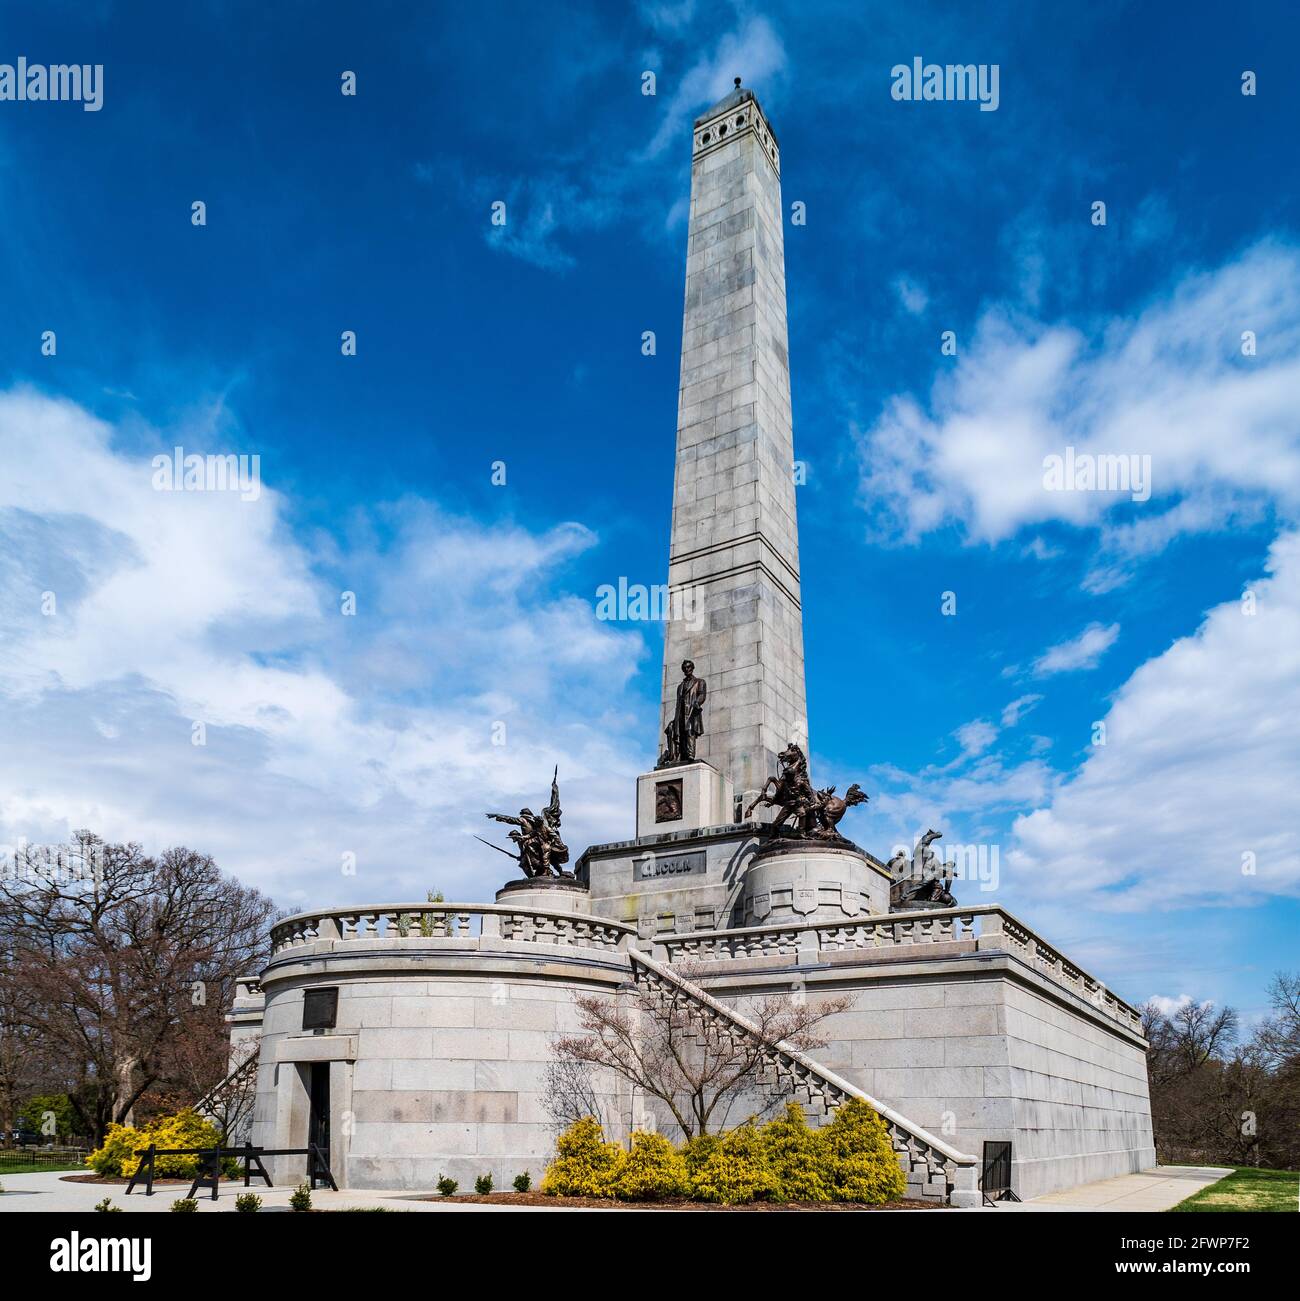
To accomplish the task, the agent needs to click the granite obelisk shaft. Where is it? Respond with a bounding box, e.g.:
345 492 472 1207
660 85 808 807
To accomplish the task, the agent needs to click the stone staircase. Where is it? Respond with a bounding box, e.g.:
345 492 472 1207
628 948 980 1206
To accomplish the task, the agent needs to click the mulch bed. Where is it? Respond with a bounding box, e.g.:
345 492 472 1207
61 1174 192 1186
420 1192 942 1210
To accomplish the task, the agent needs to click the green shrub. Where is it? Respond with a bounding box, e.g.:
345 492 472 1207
615 1131 690 1201
436 1175 458 1196
474 1174 493 1195
821 1098 907 1203
19 1094 79 1141
93 1197 121 1212
235 1193 262 1212
289 1183 313 1212
170 1197 198 1212
540 1116 625 1197
512 1171 531 1193
762 1102 831 1202
688 1121 778 1204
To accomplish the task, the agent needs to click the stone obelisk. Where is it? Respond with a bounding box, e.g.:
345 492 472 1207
660 81 807 808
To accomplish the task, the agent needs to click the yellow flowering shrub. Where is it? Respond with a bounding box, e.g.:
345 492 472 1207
540 1116 625 1197
614 1130 690 1201
681 1132 720 1179
87 1109 225 1178
820 1098 907 1203
762 1102 831 1202
687 1120 779 1204
87 1124 142 1177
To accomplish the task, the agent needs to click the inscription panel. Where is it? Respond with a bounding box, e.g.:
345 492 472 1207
635 849 707 882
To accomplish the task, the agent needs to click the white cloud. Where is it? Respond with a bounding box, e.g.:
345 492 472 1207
1146 994 1195 1017
0 388 650 906
1001 694 1043 727
1032 622 1119 675
954 718 998 758
1008 531 1300 909
857 243 1300 552
893 276 929 316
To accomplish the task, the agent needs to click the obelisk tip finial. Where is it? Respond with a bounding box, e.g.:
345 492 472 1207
734 76 742 89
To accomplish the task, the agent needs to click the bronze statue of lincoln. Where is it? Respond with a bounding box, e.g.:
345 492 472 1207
659 659 706 766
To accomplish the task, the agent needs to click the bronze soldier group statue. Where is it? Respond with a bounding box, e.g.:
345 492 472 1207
888 828 958 908
480 767 571 879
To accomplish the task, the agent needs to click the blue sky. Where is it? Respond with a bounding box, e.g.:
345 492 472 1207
1 1 1297 1021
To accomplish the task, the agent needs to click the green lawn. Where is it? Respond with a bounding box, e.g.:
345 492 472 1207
0 1154 89 1175
1171 1167 1298 1212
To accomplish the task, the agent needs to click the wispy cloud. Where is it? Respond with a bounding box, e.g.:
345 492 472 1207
643 16 787 158
1032 622 1119 675
893 275 929 316
1001 693 1043 726
856 243 1300 558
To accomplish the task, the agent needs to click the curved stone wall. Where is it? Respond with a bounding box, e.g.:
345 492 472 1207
250 909 633 1190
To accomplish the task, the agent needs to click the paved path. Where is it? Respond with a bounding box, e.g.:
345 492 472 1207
1003 1165 1234 1212
0 1170 528 1212
2 1164 1236 1214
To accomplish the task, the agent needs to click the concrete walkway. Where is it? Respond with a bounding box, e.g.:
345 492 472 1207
0 1169 528 1212
1 1164 1237 1214
1002 1165 1234 1212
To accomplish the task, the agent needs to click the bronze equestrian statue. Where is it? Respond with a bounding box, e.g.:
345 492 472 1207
744 742 868 841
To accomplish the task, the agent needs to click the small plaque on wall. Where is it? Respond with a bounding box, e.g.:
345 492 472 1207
655 778 684 822
302 986 338 1030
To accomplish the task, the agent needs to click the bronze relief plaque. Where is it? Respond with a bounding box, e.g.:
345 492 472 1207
655 778 684 822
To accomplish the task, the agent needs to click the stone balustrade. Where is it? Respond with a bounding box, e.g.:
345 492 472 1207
269 902 636 956
651 904 1144 1035
266 901 1141 1036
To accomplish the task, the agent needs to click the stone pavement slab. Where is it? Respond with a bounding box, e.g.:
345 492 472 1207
0 1169 536 1212
1002 1165 1234 1212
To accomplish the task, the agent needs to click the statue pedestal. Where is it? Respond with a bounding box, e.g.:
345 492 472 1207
742 841 890 925
494 876 591 914
636 761 734 838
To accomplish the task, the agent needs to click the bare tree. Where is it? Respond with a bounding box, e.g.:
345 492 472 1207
0 831 277 1142
551 969 850 1138
1140 979 1300 1171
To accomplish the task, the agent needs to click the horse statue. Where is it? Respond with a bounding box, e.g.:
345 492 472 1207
745 744 868 841
811 783 869 836
744 741 818 834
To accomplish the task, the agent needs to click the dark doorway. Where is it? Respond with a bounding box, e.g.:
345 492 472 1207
308 1063 331 1186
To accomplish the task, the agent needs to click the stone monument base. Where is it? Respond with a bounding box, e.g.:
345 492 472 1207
494 876 591 914
742 840 891 924
636 760 734 838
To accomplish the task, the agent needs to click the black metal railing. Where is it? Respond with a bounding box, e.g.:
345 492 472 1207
125 1142 337 1201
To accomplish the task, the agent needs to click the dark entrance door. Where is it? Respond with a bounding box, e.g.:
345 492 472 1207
308 1062 330 1186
